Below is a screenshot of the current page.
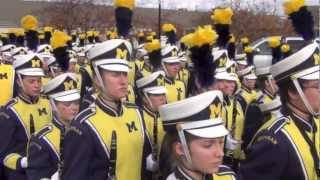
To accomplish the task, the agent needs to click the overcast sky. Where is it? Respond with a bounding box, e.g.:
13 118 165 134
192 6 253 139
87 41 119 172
135 0 319 12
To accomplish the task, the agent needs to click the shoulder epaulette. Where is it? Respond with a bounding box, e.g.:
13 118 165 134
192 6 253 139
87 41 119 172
74 106 96 123
35 124 54 138
5 98 18 108
268 116 290 134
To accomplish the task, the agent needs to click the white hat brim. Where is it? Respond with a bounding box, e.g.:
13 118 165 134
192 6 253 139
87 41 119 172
144 86 166 95
17 68 45 76
186 124 229 138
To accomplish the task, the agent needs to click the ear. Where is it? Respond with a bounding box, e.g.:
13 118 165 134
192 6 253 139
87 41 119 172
174 142 185 156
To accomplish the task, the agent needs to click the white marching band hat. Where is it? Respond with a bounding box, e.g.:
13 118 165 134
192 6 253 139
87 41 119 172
136 71 166 95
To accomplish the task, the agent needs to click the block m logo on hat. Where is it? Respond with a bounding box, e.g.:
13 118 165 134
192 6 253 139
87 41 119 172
116 48 128 60
31 58 41 68
64 80 76 91
313 52 320 65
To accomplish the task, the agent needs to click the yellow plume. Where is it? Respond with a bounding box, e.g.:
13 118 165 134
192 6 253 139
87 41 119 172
86 31 94 37
138 31 144 37
79 34 86 39
184 26 218 48
268 36 281 48
39 34 45 39
162 24 176 33
114 0 135 10
180 33 194 45
150 32 157 36
283 0 305 15
146 35 154 42
211 7 233 25
93 31 100 37
44 26 53 32
240 37 249 44
229 34 236 43
244 46 253 53
281 44 291 53
21 15 38 31
144 39 161 53
15 28 25 36
50 30 69 49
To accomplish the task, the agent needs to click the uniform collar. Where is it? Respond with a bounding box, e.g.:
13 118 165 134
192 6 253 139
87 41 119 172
291 112 317 133
164 76 175 85
263 89 275 99
241 85 251 93
174 166 212 180
18 93 39 104
52 115 65 131
143 105 158 118
96 96 123 117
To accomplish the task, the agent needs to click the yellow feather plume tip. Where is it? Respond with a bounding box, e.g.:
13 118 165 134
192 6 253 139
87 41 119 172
21 15 38 31
283 0 305 15
146 35 154 42
241 37 249 44
244 46 253 53
144 39 161 53
268 37 281 48
229 34 236 43
138 32 144 37
114 0 135 10
50 30 69 49
39 34 45 39
184 26 218 48
44 26 53 32
211 7 233 25
281 44 291 53
79 34 86 39
86 31 94 37
180 33 194 44
162 24 176 33
15 28 25 36
93 31 100 37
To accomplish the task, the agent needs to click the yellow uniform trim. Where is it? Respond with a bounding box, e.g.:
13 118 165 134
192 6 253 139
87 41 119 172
282 119 320 180
165 80 186 103
0 64 14 106
3 153 21 170
11 98 52 138
85 106 145 180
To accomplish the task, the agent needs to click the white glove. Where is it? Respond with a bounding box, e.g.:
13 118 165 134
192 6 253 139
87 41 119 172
50 171 59 180
20 157 28 168
146 154 158 172
225 134 241 151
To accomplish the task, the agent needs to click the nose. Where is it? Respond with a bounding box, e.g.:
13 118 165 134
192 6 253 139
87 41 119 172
34 80 42 89
215 144 224 158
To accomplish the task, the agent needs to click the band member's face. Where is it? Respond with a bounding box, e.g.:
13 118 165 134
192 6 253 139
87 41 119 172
176 137 225 174
56 100 80 122
101 70 128 101
165 62 180 78
244 79 256 90
189 137 224 174
20 76 42 97
224 80 236 96
301 80 320 113
145 93 166 111
69 62 77 73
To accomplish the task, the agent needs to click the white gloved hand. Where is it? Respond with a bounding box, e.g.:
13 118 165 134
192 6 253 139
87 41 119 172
225 134 241 151
146 154 159 172
20 157 28 168
50 171 59 180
